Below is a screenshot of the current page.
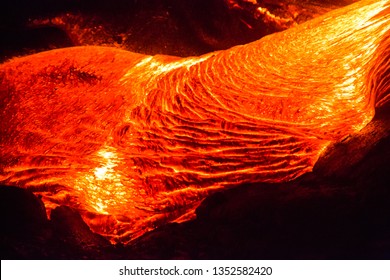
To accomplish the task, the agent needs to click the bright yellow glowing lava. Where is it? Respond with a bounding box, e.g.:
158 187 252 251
0 0 389 243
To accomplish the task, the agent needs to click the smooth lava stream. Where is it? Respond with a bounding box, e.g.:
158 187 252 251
1 0 390 243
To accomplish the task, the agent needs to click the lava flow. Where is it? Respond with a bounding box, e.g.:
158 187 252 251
1 0 390 243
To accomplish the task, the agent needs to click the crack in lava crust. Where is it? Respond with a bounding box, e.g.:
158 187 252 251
1 0 390 243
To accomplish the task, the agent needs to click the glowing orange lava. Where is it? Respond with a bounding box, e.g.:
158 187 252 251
1 0 389 243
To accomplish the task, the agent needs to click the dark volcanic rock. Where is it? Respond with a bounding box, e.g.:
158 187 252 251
0 186 136 259
50 206 111 251
313 109 390 182
0 185 48 236
0 185 51 259
0 0 354 61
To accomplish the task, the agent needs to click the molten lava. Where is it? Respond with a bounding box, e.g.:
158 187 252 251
0 0 389 243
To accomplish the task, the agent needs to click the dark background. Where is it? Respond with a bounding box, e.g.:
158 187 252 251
0 0 356 60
